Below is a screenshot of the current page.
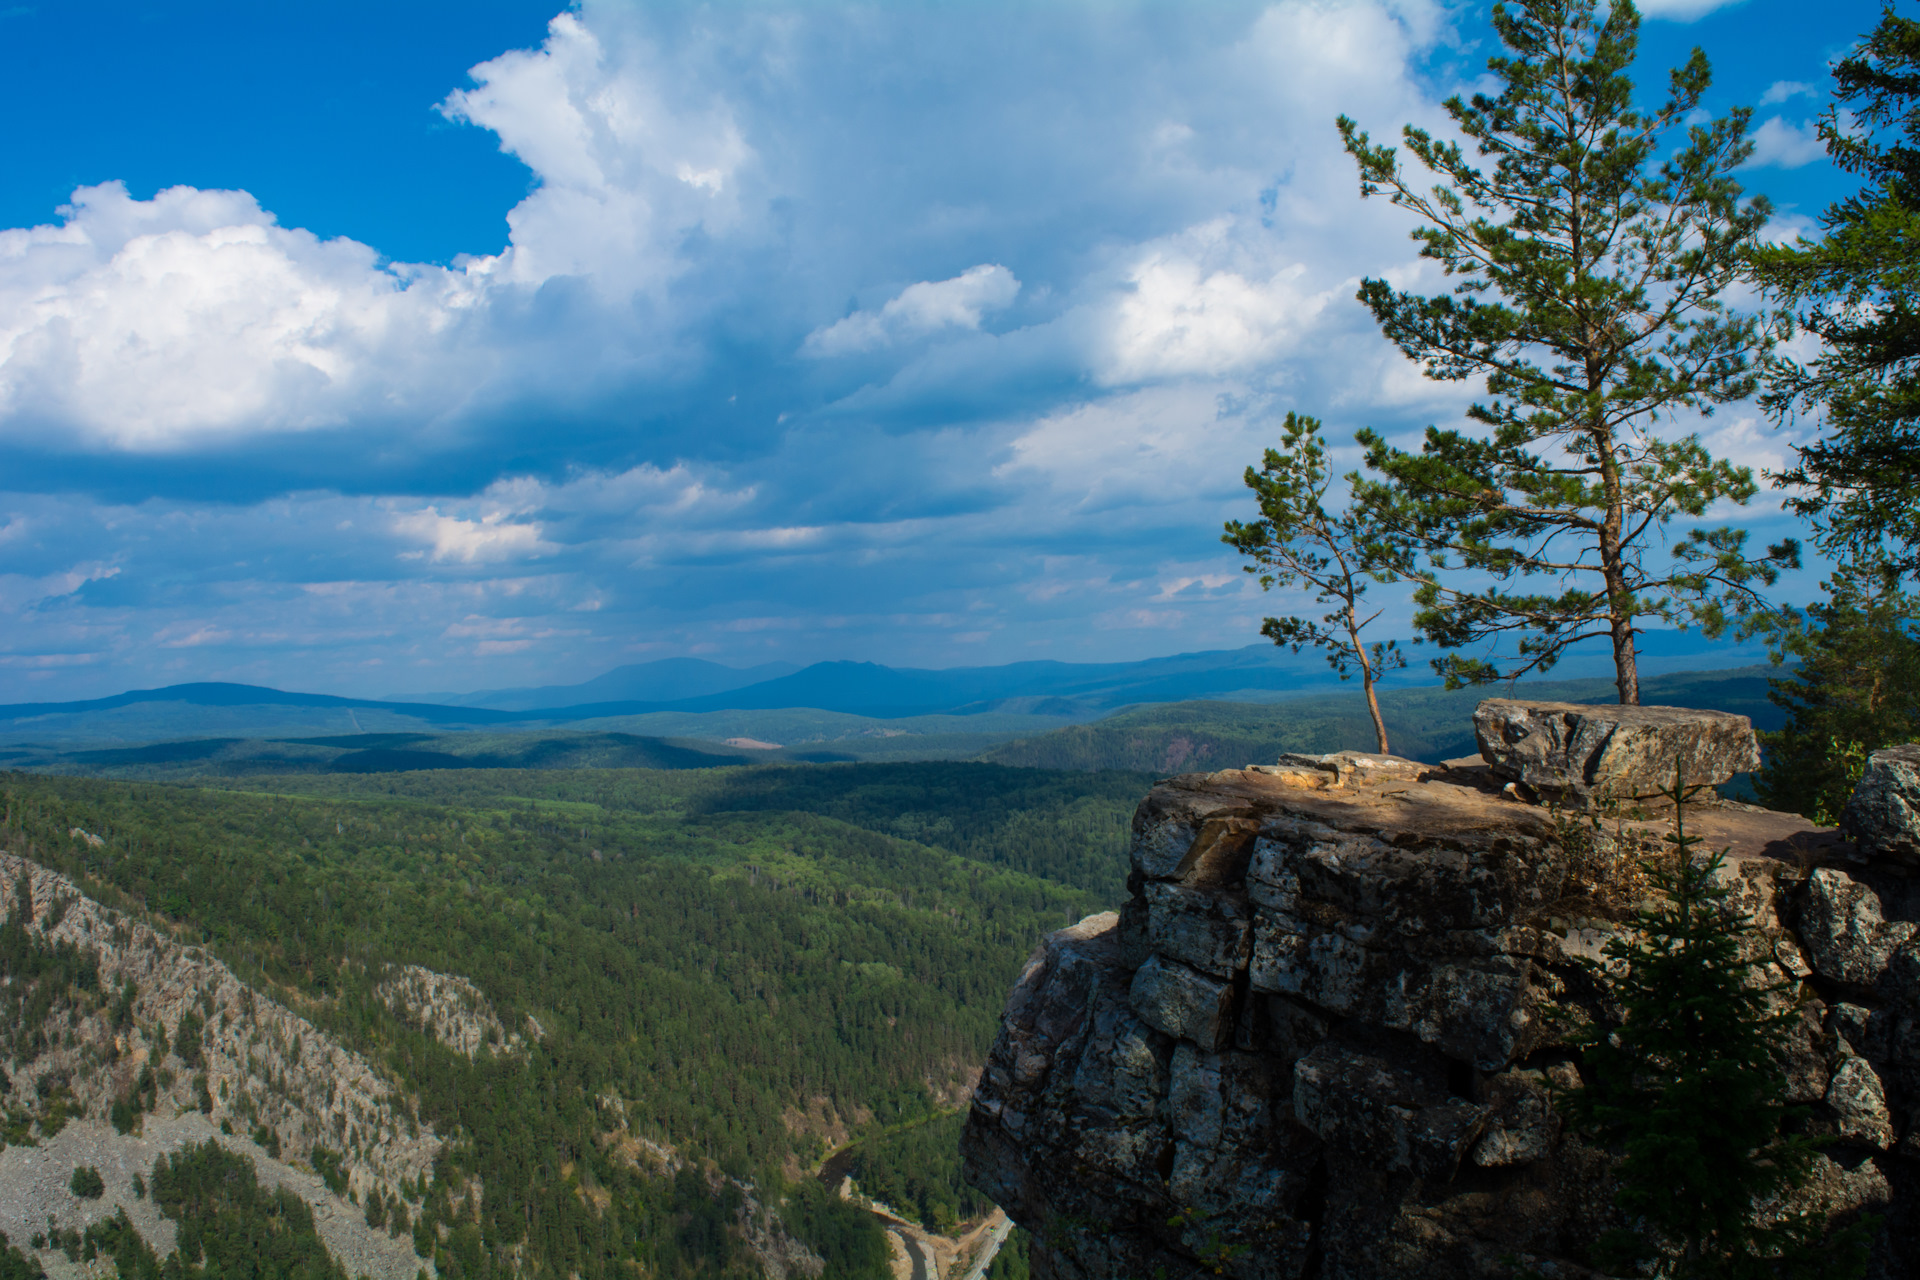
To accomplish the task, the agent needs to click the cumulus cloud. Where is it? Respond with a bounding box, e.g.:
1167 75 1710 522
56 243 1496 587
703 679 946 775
1635 0 1748 20
1100 220 1334 384
0 11 756 456
1760 80 1817 106
1745 116 1826 170
391 508 558 564
0 183 474 449
803 265 1021 356
439 13 752 295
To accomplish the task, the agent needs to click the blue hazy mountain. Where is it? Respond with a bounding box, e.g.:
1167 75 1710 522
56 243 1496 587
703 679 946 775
0 629 1781 748
427 657 804 710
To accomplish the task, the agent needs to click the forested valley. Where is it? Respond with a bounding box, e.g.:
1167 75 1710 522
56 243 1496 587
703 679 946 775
0 760 1150 1278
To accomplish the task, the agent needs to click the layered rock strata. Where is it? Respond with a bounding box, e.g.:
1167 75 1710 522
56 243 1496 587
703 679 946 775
961 740 1914 1279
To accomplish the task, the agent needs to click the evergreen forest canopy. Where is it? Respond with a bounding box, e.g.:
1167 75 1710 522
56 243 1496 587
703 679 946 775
0 759 1149 1278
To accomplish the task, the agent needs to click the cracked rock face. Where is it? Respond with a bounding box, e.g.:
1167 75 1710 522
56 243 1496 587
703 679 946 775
962 745 1914 1280
1474 699 1761 805
1843 744 1920 866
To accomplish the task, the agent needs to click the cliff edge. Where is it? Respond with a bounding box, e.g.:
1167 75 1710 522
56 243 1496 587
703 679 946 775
961 711 1915 1278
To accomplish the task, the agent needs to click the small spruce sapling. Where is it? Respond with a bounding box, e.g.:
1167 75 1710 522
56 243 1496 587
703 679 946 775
1223 411 1407 754
1563 763 1870 1277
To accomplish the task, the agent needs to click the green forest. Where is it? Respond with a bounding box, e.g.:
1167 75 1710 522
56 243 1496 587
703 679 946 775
0 759 1148 1278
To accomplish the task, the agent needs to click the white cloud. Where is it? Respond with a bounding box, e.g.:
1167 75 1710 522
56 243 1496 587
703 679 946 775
0 183 480 449
1744 116 1825 170
1100 220 1333 383
28 0 1824 698
996 384 1267 510
1635 0 1748 20
440 13 752 295
803 265 1020 356
1760 80 1817 107
392 508 557 563
0 12 758 453
0 0 1450 460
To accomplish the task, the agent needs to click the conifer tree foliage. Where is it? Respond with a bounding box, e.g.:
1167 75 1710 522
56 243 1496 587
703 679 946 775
1752 6 1920 575
1338 0 1796 705
1564 770 1869 1278
1755 561 1920 823
1223 412 1406 754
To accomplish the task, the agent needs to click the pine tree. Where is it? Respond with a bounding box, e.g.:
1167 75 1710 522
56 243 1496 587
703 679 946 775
1222 412 1406 754
1337 0 1796 704
1563 768 1868 1277
1751 6 1920 575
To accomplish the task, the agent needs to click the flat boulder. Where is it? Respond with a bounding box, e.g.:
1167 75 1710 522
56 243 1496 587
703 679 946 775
1841 744 1920 865
1474 698 1760 806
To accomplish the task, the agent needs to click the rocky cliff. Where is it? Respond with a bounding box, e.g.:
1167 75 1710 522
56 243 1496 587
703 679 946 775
961 708 1918 1279
0 850 453 1277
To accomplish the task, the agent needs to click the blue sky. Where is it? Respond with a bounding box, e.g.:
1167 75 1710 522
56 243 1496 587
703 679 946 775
0 0 1874 699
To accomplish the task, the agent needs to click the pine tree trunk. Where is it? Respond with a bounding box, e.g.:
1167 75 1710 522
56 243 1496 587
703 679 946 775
1363 670 1390 755
1611 615 1640 706
1348 607 1391 755
1595 423 1640 705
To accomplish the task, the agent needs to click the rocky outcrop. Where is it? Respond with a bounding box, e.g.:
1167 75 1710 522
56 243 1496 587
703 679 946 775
962 719 1912 1280
1843 744 1920 867
378 963 530 1057
1474 699 1761 805
0 851 446 1278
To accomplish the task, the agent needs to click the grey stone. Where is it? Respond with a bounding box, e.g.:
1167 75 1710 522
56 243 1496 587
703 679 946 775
1128 954 1235 1050
1827 1055 1895 1149
1380 955 1545 1071
1131 814 1203 880
1470 1064 1575 1167
1233 995 1329 1064
1145 882 1253 977
1115 897 1152 971
1474 698 1761 805
1129 792 1257 881
1067 1006 1168 1122
1830 1002 1893 1063
1291 1042 1489 1181
1248 920 1383 1017
1797 868 1915 989
1842 744 1920 865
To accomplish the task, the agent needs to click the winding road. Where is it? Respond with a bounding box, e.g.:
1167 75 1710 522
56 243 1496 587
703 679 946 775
890 1227 932 1280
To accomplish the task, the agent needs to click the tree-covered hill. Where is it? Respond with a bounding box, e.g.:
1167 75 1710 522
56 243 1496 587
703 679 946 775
0 760 1145 1278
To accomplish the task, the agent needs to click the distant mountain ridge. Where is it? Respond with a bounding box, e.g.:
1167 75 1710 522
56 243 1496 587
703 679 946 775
0 630 1781 749
0 645 1348 732
0 681 524 724
418 657 804 710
